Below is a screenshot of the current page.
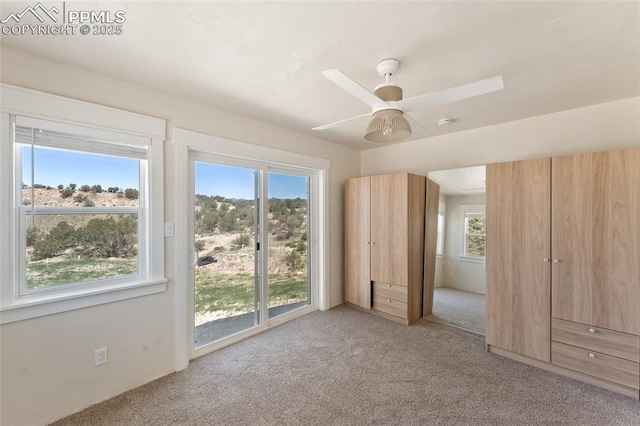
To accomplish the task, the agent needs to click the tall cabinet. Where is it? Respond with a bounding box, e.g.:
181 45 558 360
486 147 640 399
345 173 426 325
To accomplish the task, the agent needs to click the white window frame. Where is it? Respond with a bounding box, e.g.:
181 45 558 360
459 204 486 263
0 84 167 324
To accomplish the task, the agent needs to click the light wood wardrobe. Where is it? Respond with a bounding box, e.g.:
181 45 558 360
344 173 426 325
486 147 640 399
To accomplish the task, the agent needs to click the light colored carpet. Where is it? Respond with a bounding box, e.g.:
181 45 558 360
53 305 640 425
427 287 486 335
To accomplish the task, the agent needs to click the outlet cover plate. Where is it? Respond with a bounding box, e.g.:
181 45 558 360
95 347 108 366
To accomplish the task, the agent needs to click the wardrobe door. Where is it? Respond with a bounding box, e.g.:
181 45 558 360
371 174 409 286
486 158 551 362
344 176 371 309
552 148 640 335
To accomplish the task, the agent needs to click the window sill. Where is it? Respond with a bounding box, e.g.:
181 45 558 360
436 254 444 259
458 256 486 264
0 278 167 324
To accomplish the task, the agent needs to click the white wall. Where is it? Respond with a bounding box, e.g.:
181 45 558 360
0 48 361 426
361 96 640 176
441 195 486 294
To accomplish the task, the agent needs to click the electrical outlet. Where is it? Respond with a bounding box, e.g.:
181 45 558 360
94 347 108 366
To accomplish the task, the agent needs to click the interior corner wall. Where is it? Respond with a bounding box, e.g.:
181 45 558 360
0 47 361 426
360 96 640 177
441 195 486 294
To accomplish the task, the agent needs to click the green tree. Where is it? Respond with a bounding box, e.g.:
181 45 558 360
79 184 91 192
284 249 304 272
76 216 137 258
60 188 74 199
91 184 103 193
124 188 139 200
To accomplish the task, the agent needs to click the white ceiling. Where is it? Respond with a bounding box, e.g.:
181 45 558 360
429 166 485 197
1 1 638 150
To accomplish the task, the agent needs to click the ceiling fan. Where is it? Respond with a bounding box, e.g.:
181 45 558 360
312 58 504 143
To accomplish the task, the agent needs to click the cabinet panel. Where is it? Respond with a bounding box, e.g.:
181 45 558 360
372 295 407 319
552 318 639 362
552 148 640 335
486 158 551 362
370 174 409 286
552 341 639 389
373 282 408 303
344 177 371 309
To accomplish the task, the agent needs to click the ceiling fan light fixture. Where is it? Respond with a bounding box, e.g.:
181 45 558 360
364 109 412 143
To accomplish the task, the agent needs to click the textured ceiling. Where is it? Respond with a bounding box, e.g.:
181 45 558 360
1 1 638 149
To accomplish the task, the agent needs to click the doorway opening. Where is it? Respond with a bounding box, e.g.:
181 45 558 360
190 156 315 350
427 165 486 335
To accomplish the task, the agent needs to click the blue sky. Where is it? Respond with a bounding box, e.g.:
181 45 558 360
195 163 307 199
23 147 307 199
23 146 139 190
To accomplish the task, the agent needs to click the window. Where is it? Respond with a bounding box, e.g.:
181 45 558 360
436 202 446 256
16 118 146 294
1 85 166 323
460 204 486 260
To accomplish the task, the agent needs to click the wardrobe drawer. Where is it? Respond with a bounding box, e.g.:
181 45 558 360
372 294 407 319
552 342 640 389
373 282 408 303
552 318 640 362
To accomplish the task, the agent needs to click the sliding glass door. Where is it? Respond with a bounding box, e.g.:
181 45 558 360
267 172 310 318
193 162 260 347
191 157 314 350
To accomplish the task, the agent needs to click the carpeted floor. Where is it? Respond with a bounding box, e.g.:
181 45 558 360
53 305 640 425
427 287 486 335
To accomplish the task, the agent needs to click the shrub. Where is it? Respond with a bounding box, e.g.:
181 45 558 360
107 186 119 193
60 188 74 199
83 199 95 207
296 240 307 253
124 188 139 200
75 215 137 258
69 183 76 190
79 184 91 192
90 184 103 193
284 250 304 272
195 240 205 251
74 193 87 203
23 198 31 206
57 184 64 190
26 226 38 247
232 233 251 248
213 246 225 252
32 238 64 261
33 183 47 189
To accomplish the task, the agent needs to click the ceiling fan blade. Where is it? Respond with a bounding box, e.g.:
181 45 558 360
399 76 504 112
322 69 388 108
404 113 427 136
312 112 370 131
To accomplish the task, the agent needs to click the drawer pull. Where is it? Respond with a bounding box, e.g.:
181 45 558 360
588 328 596 334
589 353 596 359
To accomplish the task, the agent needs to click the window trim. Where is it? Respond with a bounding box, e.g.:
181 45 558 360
0 84 167 324
459 203 486 263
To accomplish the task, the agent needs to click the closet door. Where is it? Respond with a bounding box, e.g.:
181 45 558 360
552 148 640 335
370 174 409 286
344 177 371 309
486 158 551 362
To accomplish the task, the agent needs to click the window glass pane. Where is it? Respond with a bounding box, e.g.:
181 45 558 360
466 216 486 236
25 213 138 290
21 146 140 207
436 212 445 255
466 236 486 257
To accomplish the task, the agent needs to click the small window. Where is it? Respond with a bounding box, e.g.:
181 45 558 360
460 204 486 260
436 202 446 256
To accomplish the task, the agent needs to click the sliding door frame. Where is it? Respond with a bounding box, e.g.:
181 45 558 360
174 128 329 366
